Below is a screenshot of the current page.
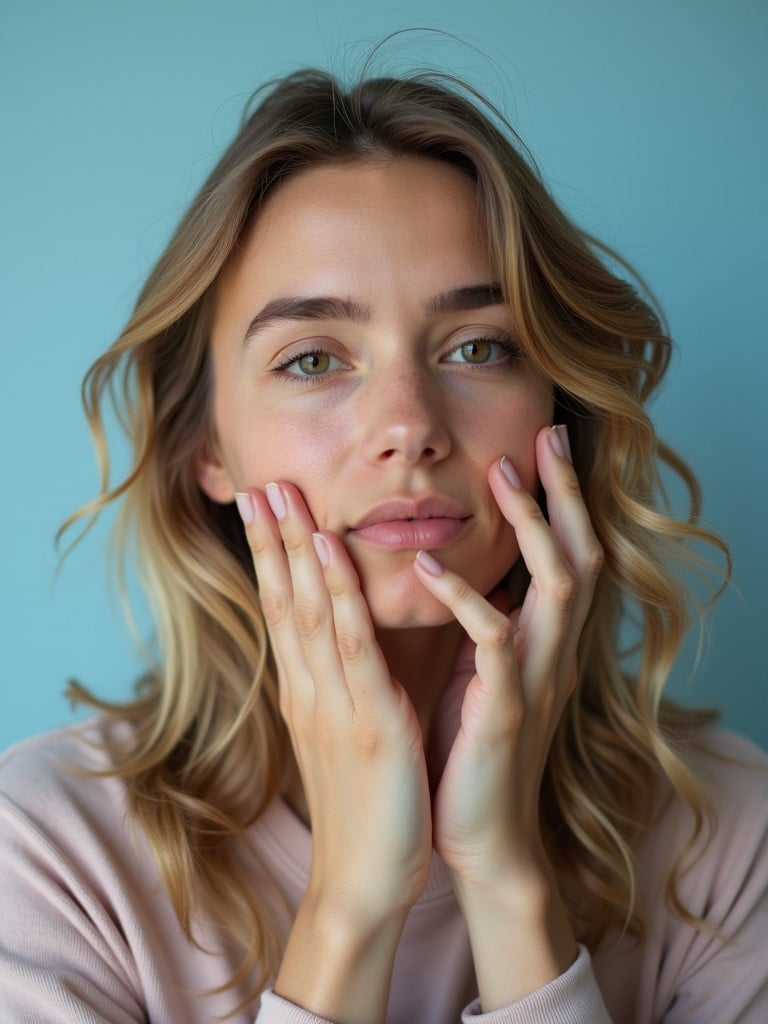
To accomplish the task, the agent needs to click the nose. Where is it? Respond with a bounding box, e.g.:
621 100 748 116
360 364 451 466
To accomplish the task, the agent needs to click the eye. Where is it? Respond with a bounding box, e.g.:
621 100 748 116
443 334 522 365
273 349 346 378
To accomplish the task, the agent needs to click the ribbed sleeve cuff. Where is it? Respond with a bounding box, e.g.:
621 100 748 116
255 946 611 1024
462 944 611 1023
256 989 336 1024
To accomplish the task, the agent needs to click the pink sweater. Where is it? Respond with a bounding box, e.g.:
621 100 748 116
0 719 765 1023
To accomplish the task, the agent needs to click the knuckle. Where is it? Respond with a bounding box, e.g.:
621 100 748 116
281 532 304 555
489 696 525 743
485 614 515 650
260 592 288 627
293 601 324 641
249 532 269 556
561 471 583 498
522 502 546 525
354 721 383 759
552 570 577 605
451 576 476 604
326 577 347 599
506 700 525 737
583 543 605 578
538 681 558 721
336 630 366 663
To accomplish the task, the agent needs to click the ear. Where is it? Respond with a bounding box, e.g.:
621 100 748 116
195 440 237 504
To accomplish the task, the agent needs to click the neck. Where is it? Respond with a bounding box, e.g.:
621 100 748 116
375 619 464 743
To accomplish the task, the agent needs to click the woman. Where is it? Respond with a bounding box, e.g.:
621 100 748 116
0 69 765 1023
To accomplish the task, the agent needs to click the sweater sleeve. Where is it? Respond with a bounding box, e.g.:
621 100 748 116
257 989 337 1023
461 945 611 1022
255 947 612 1024
0 792 145 1024
648 734 768 1023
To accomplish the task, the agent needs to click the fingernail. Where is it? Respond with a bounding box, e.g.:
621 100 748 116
415 549 443 576
548 425 572 463
234 492 254 525
312 533 330 568
500 455 522 488
265 482 287 520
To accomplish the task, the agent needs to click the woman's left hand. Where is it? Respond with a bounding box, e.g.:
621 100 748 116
414 423 604 1007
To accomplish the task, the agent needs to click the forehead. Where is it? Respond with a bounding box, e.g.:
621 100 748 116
218 156 493 301
254 155 482 231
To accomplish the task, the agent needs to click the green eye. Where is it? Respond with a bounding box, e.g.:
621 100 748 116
458 339 493 363
295 351 331 374
275 349 345 378
444 334 522 367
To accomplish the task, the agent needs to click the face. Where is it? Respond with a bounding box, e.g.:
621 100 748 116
200 156 554 628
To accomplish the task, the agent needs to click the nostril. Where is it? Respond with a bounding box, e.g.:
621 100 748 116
371 425 449 464
380 445 437 461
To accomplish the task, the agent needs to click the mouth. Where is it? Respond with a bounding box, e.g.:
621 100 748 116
347 498 471 551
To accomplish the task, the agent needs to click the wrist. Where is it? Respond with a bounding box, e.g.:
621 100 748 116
448 837 552 905
275 894 408 1024
303 863 418 934
452 866 577 1012
301 883 412 944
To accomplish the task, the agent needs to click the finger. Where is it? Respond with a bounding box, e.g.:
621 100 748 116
235 488 314 715
487 455 578 685
266 482 352 717
312 530 404 723
534 425 604 664
412 552 521 733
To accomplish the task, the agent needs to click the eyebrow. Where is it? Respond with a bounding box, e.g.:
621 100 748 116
242 282 505 346
424 283 504 317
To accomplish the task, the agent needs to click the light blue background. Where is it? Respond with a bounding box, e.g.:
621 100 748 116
2 1 766 752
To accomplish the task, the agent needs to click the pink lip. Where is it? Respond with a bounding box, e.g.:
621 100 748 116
348 497 471 550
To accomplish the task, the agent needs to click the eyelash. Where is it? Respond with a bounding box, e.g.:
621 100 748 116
271 349 349 383
270 333 523 383
445 334 523 366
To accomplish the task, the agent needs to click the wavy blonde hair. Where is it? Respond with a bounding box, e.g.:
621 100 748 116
61 68 729 1012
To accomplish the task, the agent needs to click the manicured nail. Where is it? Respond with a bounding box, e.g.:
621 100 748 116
265 482 287 520
415 549 443 576
234 492 254 525
312 533 330 568
499 456 522 489
549 425 572 463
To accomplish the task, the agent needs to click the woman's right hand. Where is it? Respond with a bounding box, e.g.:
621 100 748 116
236 481 433 1022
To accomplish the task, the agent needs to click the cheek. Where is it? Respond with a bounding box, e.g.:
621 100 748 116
219 399 347 516
465 384 553 482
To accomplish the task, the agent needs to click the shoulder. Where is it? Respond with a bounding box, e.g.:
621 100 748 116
642 728 767 923
678 728 767 835
0 717 169 961
0 717 132 800
0 717 137 865
688 727 768 781
652 727 767 847
594 732 768 1021
689 728 767 890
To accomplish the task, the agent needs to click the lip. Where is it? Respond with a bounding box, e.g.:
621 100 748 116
347 497 471 550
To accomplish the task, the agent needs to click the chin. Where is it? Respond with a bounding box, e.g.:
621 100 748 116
369 599 458 631
360 570 458 631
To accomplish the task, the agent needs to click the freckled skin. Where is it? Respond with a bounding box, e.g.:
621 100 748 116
200 157 554 628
